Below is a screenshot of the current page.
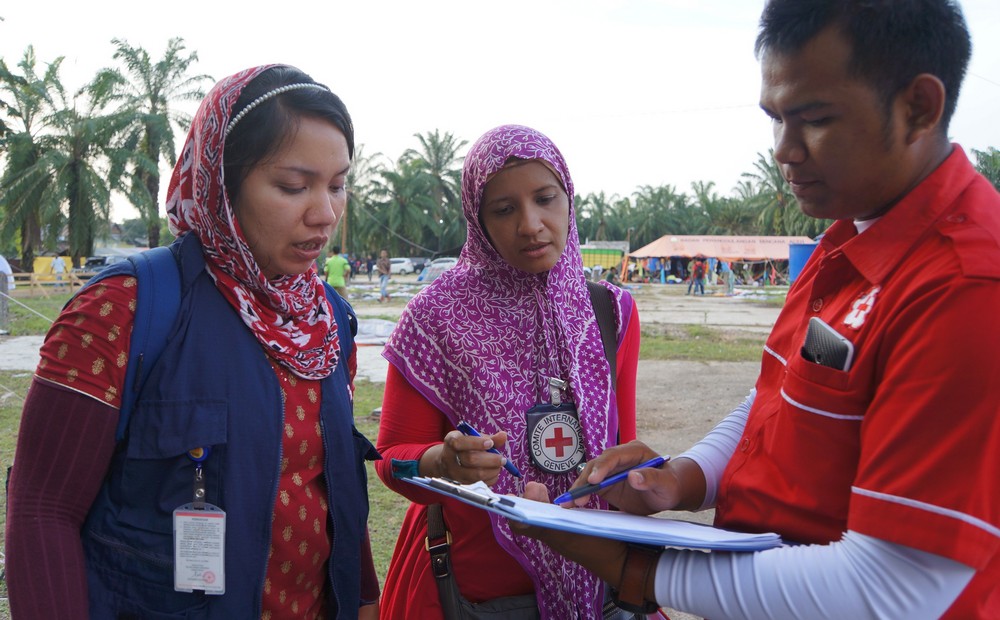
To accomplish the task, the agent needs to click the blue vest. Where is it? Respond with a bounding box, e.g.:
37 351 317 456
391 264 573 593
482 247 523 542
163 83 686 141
81 234 376 619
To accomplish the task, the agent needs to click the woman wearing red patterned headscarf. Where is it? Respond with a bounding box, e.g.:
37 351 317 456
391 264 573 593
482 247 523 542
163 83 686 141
6 65 380 619
375 125 643 619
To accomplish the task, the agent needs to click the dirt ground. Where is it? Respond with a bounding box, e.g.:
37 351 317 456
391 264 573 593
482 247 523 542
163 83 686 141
636 359 758 463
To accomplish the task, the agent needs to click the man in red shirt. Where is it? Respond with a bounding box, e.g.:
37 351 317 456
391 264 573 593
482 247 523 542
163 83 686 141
516 0 1000 618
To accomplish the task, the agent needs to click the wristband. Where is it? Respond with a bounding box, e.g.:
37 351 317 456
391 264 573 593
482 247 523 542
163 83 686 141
610 543 661 614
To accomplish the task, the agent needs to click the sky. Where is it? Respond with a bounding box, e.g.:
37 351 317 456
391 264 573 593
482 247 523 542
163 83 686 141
2 0 999 221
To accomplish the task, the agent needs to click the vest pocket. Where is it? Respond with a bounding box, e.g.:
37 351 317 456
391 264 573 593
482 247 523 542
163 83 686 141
116 400 229 534
126 399 228 459
86 537 212 619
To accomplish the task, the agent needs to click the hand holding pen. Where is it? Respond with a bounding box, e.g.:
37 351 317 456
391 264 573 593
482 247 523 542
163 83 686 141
456 421 523 478
554 456 668 504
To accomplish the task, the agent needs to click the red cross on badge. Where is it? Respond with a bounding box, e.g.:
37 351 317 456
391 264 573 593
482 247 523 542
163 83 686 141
545 426 575 458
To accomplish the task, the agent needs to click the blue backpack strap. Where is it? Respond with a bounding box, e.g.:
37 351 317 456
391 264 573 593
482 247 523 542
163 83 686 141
116 246 181 441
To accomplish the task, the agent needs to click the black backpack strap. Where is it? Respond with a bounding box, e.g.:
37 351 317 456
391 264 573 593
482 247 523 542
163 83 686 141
586 280 617 387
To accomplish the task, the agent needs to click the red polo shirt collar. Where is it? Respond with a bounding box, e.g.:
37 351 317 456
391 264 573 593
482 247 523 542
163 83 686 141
820 146 977 285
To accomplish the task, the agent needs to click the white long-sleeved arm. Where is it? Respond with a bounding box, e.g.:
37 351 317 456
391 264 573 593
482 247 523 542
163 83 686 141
678 389 754 511
654 530 973 619
662 389 972 617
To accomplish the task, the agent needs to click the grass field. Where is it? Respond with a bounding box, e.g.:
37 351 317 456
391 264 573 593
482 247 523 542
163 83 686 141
0 290 769 615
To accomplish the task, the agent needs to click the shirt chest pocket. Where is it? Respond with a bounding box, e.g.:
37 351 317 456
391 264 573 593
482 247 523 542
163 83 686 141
780 352 867 429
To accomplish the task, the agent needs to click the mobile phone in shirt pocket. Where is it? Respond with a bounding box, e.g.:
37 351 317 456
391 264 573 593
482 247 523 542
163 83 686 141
801 317 855 372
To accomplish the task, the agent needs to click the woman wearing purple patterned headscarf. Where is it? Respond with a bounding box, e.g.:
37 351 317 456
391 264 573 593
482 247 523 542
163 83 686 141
376 125 641 619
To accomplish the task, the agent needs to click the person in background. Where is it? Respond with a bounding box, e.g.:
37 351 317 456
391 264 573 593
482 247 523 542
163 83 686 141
366 253 376 282
325 244 351 298
5 64 380 619
720 260 735 296
604 266 623 287
375 125 641 619
686 257 705 295
49 253 66 290
0 253 12 334
0 253 15 291
516 0 1000 618
376 248 391 302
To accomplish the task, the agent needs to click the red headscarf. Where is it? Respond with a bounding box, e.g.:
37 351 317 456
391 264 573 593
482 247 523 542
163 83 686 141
166 65 340 380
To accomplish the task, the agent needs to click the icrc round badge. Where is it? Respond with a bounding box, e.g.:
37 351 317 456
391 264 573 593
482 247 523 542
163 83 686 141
527 405 586 474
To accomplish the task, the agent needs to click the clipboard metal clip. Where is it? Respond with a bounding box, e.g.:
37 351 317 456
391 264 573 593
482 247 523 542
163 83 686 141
425 478 515 508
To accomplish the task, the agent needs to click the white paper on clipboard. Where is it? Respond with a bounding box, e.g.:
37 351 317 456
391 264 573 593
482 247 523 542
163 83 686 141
406 477 782 551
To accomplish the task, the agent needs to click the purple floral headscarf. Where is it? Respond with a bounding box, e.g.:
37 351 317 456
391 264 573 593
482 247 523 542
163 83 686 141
383 125 626 618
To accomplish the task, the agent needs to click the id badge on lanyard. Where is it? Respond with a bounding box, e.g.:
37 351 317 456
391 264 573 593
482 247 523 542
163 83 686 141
173 446 226 595
526 378 586 474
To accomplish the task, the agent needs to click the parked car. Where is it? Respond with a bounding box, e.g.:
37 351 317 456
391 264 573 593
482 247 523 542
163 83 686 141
408 257 431 272
419 256 459 283
390 257 417 275
80 256 116 271
74 255 129 279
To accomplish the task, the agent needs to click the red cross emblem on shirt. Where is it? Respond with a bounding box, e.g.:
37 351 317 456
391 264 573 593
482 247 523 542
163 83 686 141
844 285 880 329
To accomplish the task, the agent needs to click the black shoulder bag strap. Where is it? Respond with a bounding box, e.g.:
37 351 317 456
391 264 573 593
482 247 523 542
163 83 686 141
586 280 617 386
427 503 464 619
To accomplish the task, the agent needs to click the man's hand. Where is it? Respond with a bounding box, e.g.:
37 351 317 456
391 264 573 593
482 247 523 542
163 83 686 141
565 440 707 514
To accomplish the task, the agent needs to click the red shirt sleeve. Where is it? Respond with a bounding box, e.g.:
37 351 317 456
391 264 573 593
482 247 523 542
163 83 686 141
615 296 641 443
374 366 453 504
35 275 136 407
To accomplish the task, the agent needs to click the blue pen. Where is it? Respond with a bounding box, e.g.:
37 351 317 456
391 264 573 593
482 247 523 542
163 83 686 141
553 455 668 504
456 421 523 478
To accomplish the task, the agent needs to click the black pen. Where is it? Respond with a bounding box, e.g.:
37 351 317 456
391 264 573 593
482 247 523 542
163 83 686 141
553 456 668 504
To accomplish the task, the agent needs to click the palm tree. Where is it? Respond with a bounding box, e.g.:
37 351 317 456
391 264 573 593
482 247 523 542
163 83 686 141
403 130 466 252
2 59 136 264
343 145 387 254
629 184 690 247
369 155 438 256
576 191 617 242
742 149 792 235
711 180 762 235
0 48 64 267
98 37 211 248
687 180 722 234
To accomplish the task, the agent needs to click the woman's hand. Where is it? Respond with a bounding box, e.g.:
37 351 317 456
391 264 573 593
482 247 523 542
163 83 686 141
565 440 706 514
419 430 510 486
512 482 629 585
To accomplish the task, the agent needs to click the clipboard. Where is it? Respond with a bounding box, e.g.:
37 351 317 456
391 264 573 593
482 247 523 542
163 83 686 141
406 477 782 551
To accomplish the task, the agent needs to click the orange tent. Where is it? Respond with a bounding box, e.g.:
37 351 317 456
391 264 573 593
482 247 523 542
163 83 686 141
629 235 815 261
